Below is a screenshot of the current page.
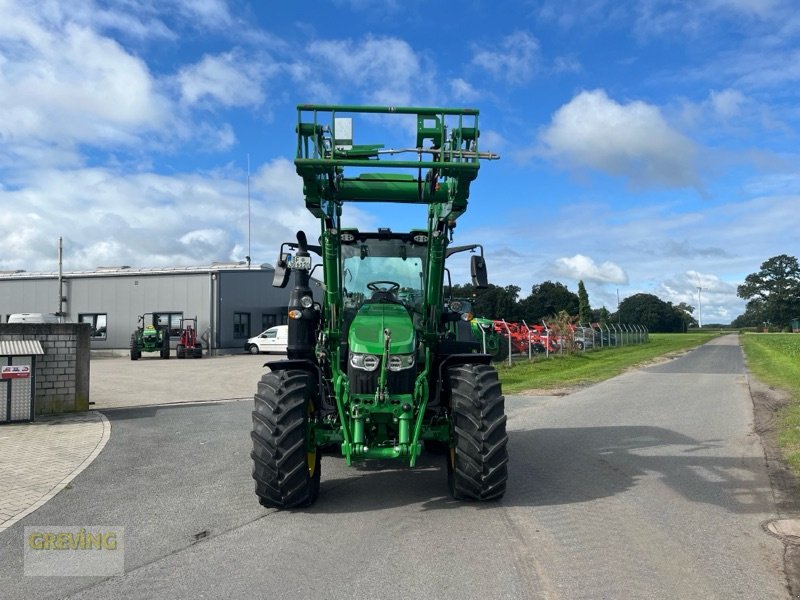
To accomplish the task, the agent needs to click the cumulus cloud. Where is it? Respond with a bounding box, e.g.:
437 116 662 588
0 11 168 147
308 36 429 106
0 158 313 272
553 254 628 284
539 89 702 190
471 31 539 85
178 51 271 108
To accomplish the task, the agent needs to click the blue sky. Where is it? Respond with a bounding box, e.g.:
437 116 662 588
1 0 797 323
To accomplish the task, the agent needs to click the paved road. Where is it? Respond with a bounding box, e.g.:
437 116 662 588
0 335 788 598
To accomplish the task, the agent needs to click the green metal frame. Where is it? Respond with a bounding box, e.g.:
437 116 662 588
292 105 496 466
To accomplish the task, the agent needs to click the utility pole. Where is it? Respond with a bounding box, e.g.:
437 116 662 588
57 236 64 318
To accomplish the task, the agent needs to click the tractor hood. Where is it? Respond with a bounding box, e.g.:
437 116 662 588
348 303 415 355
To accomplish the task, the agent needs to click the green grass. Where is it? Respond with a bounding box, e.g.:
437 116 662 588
740 333 800 473
497 332 722 394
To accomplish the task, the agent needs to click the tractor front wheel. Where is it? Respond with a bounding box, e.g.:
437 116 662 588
447 364 508 501
176 344 185 359
130 335 140 361
251 369 320 508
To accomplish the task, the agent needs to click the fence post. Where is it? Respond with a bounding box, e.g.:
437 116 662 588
522 320 533 360
501 319 512 367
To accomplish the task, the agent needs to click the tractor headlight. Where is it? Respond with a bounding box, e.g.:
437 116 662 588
448 300 463 312
300 295 314 308
350 353 380 372
388 353 415 371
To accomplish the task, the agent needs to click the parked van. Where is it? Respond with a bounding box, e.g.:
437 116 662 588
245 325 288 354
8 313 61 324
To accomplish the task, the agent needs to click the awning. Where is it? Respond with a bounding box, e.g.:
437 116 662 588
0 340 45 356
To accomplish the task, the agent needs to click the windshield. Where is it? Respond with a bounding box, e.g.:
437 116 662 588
342 238 426 311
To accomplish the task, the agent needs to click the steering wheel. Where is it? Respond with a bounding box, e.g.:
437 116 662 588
367 281 401 293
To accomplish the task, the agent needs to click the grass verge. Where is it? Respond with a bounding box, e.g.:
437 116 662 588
497 332 722 394
740 333 800 474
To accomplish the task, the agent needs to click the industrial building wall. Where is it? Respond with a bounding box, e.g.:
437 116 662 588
1 278 59 321
1 267 314 351
0 273 212 349
217 270 293 349
67 273 212 349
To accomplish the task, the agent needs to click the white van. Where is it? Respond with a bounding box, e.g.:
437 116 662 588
8 313 61 324
245 325 288 354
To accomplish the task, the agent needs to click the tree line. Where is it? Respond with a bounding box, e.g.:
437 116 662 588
450 281 697 333
451 253 800 333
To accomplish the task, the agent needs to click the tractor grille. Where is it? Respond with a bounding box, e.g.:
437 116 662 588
348 366 415 395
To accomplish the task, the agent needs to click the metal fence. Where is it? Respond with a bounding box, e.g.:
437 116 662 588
486 320 650 366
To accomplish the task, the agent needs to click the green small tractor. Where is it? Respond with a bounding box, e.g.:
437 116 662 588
130 313 170 360
251 105 508 508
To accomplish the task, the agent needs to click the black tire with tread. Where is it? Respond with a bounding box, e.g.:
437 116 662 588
176 344 185 359
447 364 508 501
251 369 321 508
130 334 140 360
248 344 260 355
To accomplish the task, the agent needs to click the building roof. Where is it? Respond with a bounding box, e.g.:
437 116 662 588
0 263 275 280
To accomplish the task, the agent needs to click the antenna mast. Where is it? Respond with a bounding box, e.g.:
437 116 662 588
247 153 252 269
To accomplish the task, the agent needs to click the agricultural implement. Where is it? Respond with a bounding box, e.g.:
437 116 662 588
250 104 507 508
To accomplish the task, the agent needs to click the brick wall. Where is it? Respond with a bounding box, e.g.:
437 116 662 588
0 324 90 414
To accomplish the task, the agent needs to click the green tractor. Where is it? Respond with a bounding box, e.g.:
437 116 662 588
130 313 170 360
250 105 508 508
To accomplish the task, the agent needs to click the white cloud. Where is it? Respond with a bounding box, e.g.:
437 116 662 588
709 88 746 119
178 51 270 108
552 54 582 74
308 36 428 106
553 254 628 284
539 89 702 190
0 159 315 272
450 78 480 102
471 31 539 85
0 4 169 165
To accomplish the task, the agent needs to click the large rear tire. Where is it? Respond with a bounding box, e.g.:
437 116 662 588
251 369 321 508
447 364 508 501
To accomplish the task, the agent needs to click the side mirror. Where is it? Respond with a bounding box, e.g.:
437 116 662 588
273 252 291 288
471 255 488 288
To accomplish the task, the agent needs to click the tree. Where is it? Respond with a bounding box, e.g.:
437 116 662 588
451 283 520 320
592 306 611 324
737 255 800 329
519 281 579 322
577 280 591 324
731 299 767 328
617 293 685 332
673 302 697 332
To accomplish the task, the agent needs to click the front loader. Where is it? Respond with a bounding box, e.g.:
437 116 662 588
250 105 508 508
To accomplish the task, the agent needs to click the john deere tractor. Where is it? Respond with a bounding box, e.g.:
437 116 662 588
130 313 170 360
250 105 508 508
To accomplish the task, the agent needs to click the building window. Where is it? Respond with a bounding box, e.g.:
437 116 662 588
262 314 276 331
233 312 251 339
154 312 183 337
79 313 108 340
